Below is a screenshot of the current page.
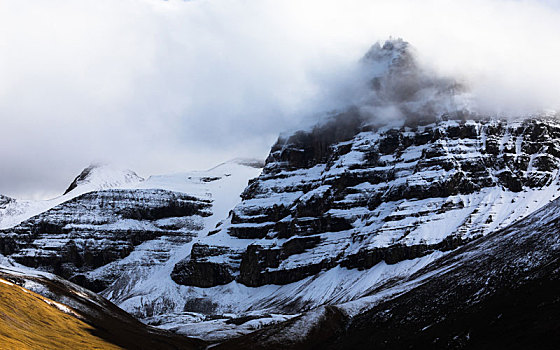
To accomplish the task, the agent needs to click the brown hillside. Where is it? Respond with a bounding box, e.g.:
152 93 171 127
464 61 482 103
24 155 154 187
0 278 120 350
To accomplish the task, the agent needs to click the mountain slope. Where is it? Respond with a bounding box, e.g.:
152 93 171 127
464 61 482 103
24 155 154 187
0 188 213 292
128 39 555 341
173 115 560 287
0 164 144 230
173 41 559 293
2 38 559 345
0 159 263 336
216 193 560 349
0 277 121 350
63 163 144 195
0 263 205 349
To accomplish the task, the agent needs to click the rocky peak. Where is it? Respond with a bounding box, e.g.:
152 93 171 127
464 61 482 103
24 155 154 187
0 195 13 209
263 38 470 176
360 38 468 127
0 159 262 329
166 44 560 333
169 40 560 293
0 188 212 291
63 163 144 195
362 38 414 78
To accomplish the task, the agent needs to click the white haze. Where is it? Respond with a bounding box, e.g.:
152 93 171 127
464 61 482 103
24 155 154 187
1 0 560 198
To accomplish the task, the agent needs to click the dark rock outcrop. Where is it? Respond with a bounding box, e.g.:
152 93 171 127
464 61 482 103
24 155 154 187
171 39 560 290
173 115 560 288
215 194 560 350
0 195 13 209
0 189 211 291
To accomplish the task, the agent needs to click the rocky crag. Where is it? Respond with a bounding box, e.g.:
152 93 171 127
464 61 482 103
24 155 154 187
171 41 560 292
0 161 262 298
1 40 559 344
0 188 211 292
217 183 560 350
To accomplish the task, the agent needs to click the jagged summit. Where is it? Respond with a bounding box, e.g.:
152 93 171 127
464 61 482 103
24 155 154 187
164 41 560 338
63 163 144 195
362 38 413 75
0 195 14 211
356 38 470 126
290 38 471 144
157 40 560 339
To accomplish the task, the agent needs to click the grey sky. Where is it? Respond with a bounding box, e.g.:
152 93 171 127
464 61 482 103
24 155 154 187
1 0 560 199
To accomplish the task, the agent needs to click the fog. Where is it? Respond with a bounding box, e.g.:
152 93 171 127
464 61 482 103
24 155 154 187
1 0 560 198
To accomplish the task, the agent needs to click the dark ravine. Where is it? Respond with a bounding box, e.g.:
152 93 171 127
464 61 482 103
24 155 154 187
215 195 560 350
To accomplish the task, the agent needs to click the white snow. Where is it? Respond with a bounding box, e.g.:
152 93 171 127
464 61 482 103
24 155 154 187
0 164 144 229
96 160 263 320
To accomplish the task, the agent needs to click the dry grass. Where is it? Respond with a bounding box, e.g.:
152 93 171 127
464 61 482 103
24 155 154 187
0 279 121 350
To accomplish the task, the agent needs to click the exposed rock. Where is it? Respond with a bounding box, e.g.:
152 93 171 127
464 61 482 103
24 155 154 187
215 194 560 350
0 195 13 209
173 116 560 288
169 42 560 293
0 189 211 291
171 245 235 288
0 160 264 333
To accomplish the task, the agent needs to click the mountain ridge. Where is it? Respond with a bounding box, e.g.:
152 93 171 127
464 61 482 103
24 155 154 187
216 189 560 349
63 163 144 196
0 38 559 346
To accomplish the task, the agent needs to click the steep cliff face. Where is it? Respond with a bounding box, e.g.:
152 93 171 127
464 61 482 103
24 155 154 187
0 160 263 335
2 38 559 344
0 161 261 296
0 189 211 291
172 113 560 289
217 189 560 350
171 39 560 295
0 164 145 230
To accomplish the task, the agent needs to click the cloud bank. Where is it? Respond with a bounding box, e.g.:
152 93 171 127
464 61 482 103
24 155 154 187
1 0 560 198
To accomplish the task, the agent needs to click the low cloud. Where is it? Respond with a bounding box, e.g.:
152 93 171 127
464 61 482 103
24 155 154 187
1 0 560 198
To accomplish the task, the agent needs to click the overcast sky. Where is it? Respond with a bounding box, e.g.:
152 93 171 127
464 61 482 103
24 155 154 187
2 0 560 199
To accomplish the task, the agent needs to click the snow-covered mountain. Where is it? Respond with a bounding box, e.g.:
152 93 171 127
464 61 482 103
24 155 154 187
216 189 560 349
63 163 144 195
0 159 262 336
158 115 560 340
0 163 144 230
155 41 560 340
173 115 560 287
1 39 559 346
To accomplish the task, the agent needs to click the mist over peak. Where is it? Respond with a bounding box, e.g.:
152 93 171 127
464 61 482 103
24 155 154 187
2 0 560 198
300 38 473 132
357 38 470 125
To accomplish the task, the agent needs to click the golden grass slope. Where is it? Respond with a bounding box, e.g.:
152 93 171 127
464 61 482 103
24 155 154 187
0 278 121 350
